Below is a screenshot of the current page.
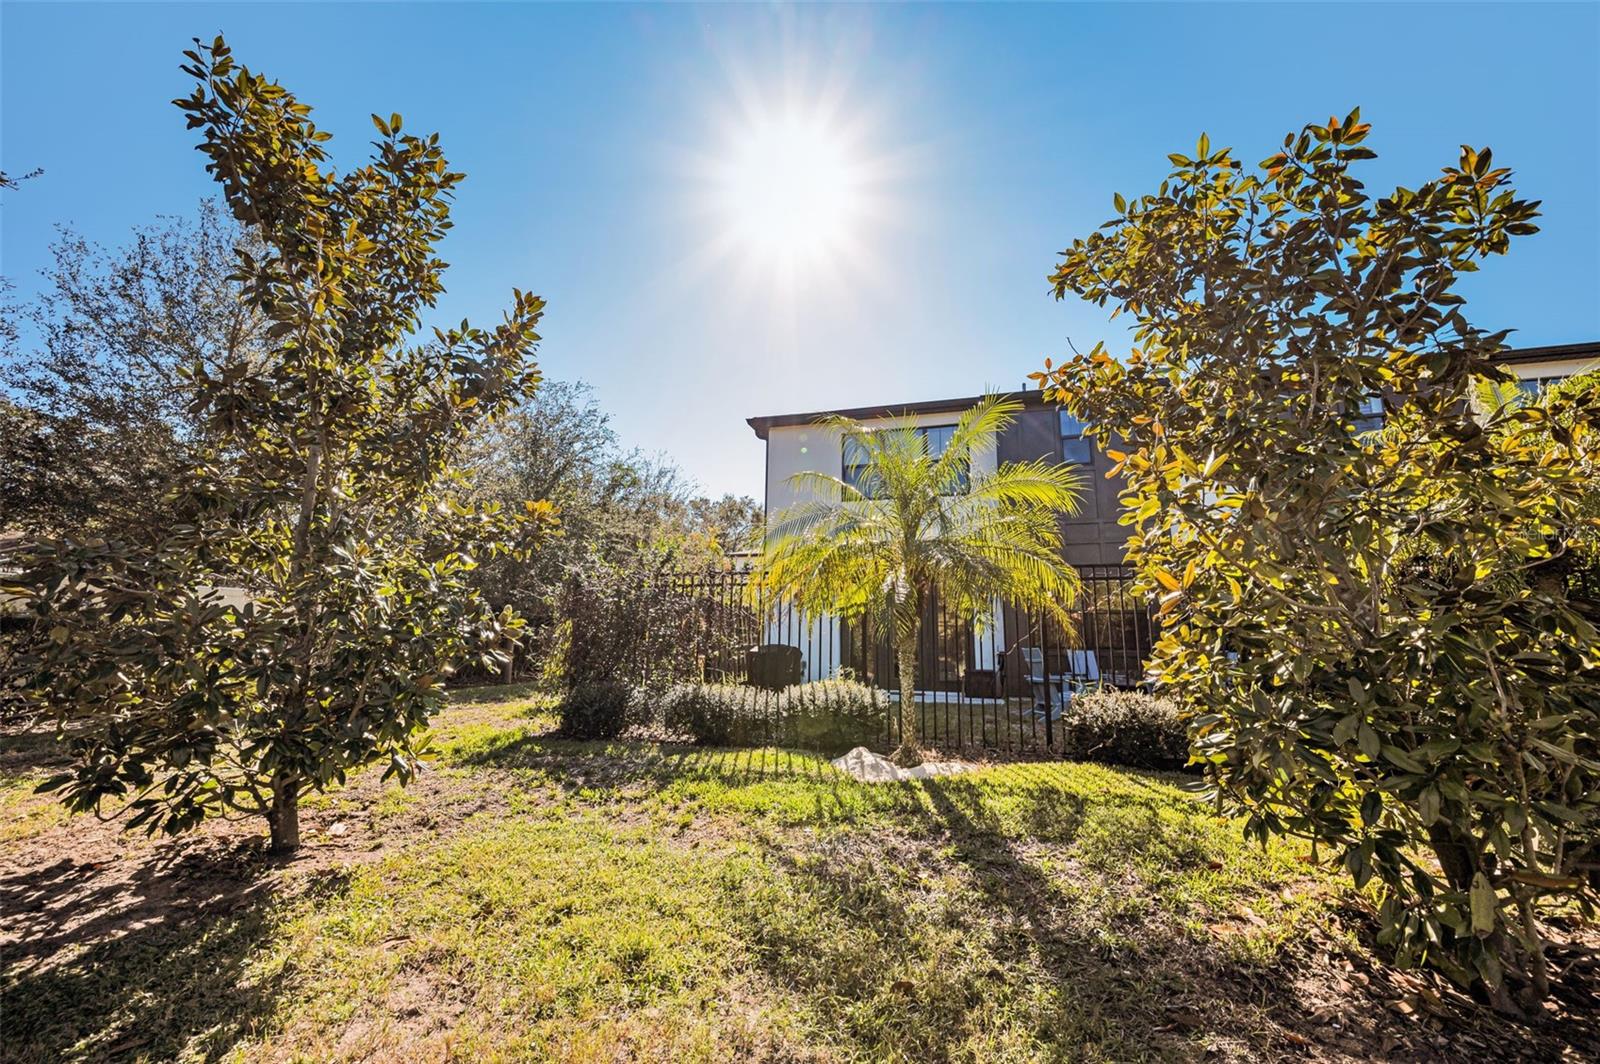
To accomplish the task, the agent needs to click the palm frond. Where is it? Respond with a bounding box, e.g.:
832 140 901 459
754 395 1085 630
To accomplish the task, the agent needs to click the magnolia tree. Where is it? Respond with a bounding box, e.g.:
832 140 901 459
1035 112 1599 1010
10 37 555 854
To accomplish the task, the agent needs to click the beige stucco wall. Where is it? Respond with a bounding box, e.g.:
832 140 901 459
1506 357 1598 382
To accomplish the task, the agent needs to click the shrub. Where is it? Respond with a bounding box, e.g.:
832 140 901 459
558 680 633 740
548 549 748 702
1062 691 1189 771
0 619 44 726
658 677 889 751
781 678 890 751
660 683 774 746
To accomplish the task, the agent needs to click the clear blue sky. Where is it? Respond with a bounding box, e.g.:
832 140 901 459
4 2 1597 499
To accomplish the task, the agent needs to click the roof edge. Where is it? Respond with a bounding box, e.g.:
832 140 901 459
747 389 1046 440
746 342 1600 439
1489 341 1600 365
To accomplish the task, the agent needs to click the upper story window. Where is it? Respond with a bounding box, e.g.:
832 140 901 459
841 434 876 496
1517 374 1570 401
842 424 967 497
1351 395 1385 434
1059 411 1093 465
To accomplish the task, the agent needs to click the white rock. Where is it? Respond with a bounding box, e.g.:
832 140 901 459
829 746 977 783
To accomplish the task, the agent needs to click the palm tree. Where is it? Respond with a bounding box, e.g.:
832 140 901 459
753 395 1085 765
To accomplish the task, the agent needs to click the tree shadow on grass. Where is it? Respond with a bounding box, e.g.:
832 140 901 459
460 729 1594 1057
0 838 313 1063
917 778 1295 1054
724 790 1228 1060
459 731 846 790
730 772 1589 1061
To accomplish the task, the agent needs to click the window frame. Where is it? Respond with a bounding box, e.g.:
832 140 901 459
840 423 967 498
1516 374 1571 401
1058 411 1093 466
1351 395 1386 434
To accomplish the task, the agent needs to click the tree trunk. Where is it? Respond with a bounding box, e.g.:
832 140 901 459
1427 822 1533 1014
892 631 922 767
1426 822 1477 892
268 772 301 855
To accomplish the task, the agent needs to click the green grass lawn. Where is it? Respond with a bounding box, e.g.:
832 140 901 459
1 687 1583 1062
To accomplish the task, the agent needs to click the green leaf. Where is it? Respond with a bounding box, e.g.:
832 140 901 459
1380 745 1426 774
1357 722 1380 759
1535 801 1591 825
1360 790 1382 827
1417 787 1441 826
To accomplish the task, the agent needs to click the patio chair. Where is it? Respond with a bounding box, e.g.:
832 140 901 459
1063 649 1101 688
1021 647 1070 721
1022 647 1102 723
747 644 803 690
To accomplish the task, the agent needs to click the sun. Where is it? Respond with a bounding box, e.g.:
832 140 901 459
711 108 869 272
676 52 906 300
722 114 860 261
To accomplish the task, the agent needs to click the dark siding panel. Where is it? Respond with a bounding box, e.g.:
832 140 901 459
1061 542 1106 565
997 409 1059 464
1060 520 1101 544
998 412 1130 565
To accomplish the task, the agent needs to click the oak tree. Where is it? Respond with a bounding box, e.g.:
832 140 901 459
0 202 267 538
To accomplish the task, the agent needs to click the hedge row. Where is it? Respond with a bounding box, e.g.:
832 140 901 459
555 679 1191 769
659 678 888 750
1058 690 1189 770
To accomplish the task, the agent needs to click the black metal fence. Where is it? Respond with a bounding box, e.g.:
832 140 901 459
647 564 1157 756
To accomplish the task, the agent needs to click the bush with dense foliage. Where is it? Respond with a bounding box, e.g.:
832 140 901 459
557 680 635 741
1061 690 1189 771
782 677 891 750
6 38 553 855
658 677 889 751
1037 110 1598 1010
659 682 774 746
549 547 705 703
0 201 267 540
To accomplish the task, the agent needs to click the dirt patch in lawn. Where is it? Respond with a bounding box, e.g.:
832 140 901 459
0 755 516 974
0 744 541 1062
1271 908 1600 1062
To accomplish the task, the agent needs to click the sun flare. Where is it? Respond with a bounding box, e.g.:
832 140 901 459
718 113 863 266
697 100 885 281
680 53 905 301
